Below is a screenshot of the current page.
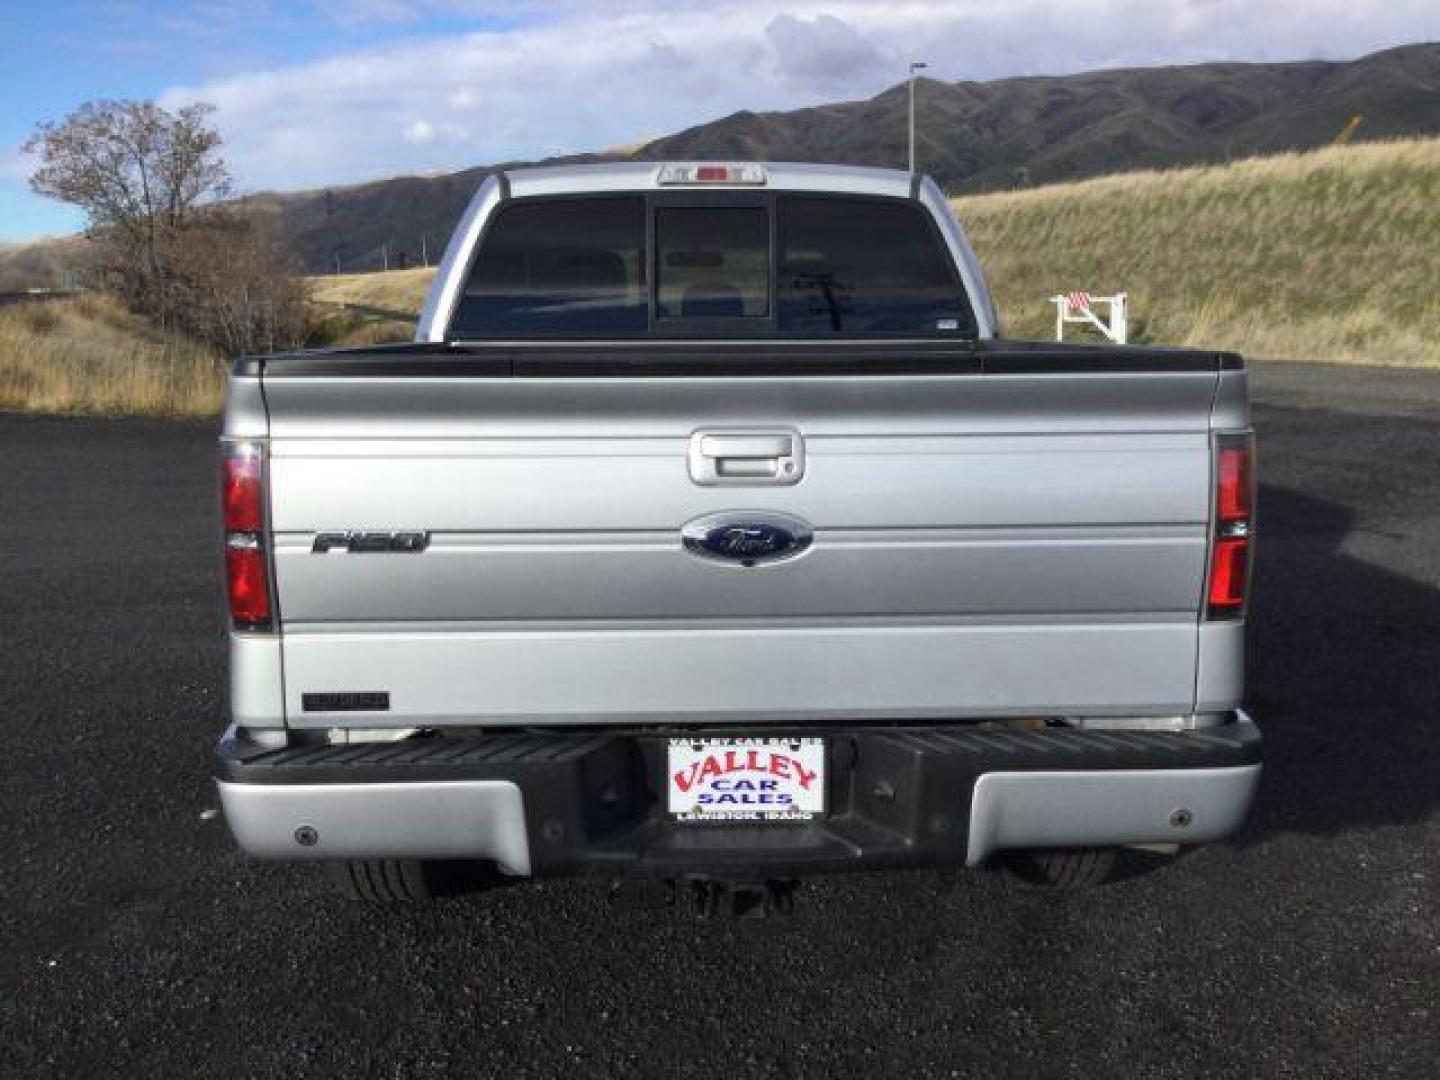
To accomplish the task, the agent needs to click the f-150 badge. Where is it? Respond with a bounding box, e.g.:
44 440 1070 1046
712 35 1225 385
681 512 813 567
311 531 430 553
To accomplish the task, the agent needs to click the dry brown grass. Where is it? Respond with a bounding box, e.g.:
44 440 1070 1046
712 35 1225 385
306 267 433 345
0 294 225 416
308 266 434 314
955 137 1440 366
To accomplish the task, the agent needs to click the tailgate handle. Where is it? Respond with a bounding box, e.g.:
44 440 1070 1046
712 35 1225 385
699 434 792 459
689 428 804 486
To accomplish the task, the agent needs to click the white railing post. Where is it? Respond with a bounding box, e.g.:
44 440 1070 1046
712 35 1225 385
1050 291 1128 345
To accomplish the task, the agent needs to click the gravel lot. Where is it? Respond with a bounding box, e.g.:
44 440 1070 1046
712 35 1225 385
2 361 1436 1078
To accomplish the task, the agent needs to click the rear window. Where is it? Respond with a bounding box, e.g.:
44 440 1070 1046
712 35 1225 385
778 197 967 336
453 197 645 336
449 193 972 339
656 207 769 321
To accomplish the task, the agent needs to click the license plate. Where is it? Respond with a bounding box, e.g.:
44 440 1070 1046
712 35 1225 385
667 737 826 822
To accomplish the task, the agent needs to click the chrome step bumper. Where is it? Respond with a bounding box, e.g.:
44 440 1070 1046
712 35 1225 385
966 762 1259 866
215 715 1262 877
217 778 532 875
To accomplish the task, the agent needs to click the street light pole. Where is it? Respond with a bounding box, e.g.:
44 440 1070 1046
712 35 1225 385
908 61 928 173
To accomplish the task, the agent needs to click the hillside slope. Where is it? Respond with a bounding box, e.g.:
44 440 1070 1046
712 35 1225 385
960 137 1440 366
0 294 223 415
648 43 1440 189
315 138 1440 368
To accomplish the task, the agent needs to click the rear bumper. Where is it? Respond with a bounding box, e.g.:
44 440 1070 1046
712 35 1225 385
215 715 1261 878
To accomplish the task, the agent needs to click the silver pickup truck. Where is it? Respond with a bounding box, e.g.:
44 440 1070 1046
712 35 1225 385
215 161 1260 906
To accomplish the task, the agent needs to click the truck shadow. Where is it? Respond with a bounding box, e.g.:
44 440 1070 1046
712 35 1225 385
1244 482 1440 842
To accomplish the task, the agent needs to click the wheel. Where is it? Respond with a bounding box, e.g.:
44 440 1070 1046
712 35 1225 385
999 846 1119 888
328 859 434 902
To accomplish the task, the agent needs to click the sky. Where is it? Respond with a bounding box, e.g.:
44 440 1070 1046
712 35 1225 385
2 0 1439 241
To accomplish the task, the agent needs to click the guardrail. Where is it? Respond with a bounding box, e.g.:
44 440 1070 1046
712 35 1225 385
0 289 81 308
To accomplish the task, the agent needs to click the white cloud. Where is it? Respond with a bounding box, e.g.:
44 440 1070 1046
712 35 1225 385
402 118 437 143
155 0 1440 194
764 13 888 91
402 117 468 143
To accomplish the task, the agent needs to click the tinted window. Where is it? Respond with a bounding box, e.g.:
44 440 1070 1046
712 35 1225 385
777 197 970 335
452 197 645 336
656 207 769 320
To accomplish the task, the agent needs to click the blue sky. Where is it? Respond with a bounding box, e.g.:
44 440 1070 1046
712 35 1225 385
0 1 522 237
3 1 1439 242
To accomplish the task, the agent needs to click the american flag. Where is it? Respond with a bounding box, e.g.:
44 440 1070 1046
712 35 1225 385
1066 291 1093 312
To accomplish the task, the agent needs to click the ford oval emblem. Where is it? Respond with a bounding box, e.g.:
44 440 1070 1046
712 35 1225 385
681 511 814 567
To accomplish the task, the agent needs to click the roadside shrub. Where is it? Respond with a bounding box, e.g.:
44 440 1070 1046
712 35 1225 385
164 207 310 357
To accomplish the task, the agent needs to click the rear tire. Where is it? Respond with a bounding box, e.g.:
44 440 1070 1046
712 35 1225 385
329 859 434 903
999 846 1119 888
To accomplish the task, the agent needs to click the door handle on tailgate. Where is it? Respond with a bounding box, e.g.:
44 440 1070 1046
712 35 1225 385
689 428 805 486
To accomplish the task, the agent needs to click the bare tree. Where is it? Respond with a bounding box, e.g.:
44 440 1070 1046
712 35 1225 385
24 99 307 355
25 100 232 312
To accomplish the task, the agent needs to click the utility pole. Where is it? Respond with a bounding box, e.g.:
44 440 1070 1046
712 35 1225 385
421 233 428 267
382 242 389 272
908 60 928 173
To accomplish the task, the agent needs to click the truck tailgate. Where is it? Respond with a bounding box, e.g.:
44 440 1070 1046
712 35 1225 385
260 349 1220 728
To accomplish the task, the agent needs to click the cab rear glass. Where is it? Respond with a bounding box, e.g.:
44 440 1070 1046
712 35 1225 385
656 207 769 321
454 197 647 336
449 193 974 339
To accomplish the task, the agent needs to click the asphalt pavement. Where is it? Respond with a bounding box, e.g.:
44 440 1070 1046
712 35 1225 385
1 361 1436 1078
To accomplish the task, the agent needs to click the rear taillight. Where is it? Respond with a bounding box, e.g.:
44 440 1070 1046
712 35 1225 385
1206 433 1255 619
222 450 264 532
221 441 273 630
225 537 272 625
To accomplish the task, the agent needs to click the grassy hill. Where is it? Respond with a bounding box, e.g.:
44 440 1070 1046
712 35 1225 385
0 236 86 291
0 293 223 415
960 137 1440 366
307 267 433 345
309 137 1440 368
